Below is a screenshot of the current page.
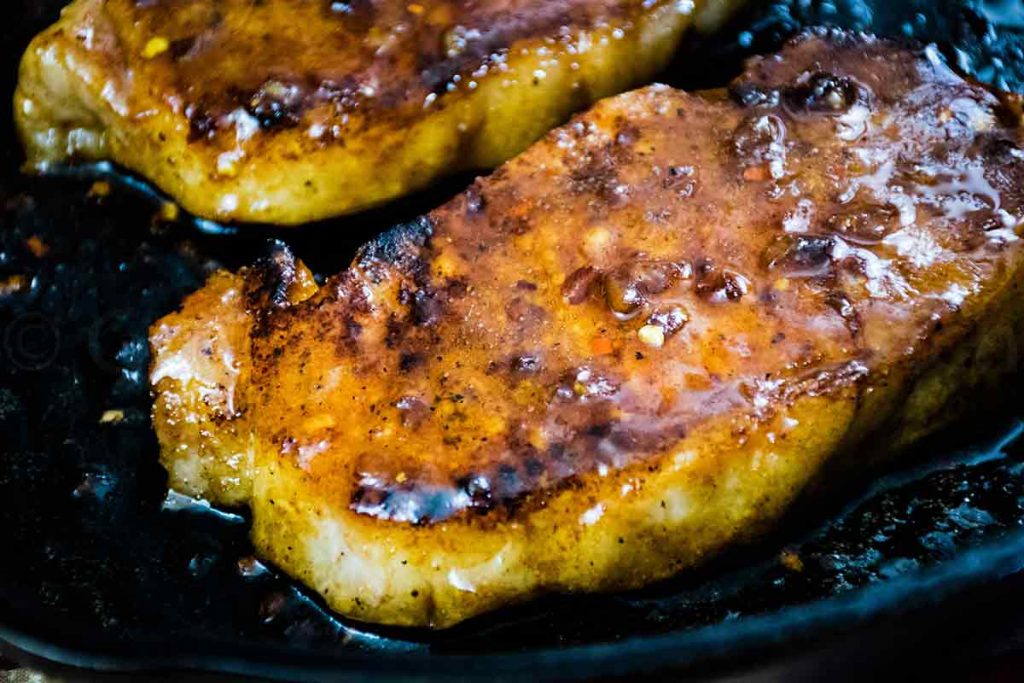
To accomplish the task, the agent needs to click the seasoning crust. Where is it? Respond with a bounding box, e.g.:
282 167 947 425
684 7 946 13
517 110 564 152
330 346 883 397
15 0 736 223
151 30 1024 627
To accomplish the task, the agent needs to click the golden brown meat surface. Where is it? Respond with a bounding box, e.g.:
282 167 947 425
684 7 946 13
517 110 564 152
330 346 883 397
150 30 1024 627
15 0 738 224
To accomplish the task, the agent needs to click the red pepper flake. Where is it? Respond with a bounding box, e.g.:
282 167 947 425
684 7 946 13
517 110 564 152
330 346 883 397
591 336 614 356
89 180 112 198
25 235 49 258
742 165 769 182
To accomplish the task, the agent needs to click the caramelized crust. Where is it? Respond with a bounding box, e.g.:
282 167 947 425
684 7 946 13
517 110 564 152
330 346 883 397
151 30 1024 627
15 0 738 224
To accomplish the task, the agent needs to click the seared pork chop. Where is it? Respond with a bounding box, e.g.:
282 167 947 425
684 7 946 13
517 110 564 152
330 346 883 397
150 30 1024 627
14 0 738 224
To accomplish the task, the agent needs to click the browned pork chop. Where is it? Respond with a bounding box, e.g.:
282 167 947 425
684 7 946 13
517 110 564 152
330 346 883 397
15 0 739 224
150 30 1024 627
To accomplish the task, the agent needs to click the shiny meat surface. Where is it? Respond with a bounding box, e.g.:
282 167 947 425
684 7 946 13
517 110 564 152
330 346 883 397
14 0 738 224
150 30 1024 627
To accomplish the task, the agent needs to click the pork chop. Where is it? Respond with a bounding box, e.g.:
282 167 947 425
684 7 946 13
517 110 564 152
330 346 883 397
15 0 738 224
150 29 1024 627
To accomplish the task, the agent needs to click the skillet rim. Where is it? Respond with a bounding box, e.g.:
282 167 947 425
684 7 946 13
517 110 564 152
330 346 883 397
3 526 1024 680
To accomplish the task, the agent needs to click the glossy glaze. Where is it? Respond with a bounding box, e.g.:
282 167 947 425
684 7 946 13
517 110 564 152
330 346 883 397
151 31 1024 627
14 0 739 223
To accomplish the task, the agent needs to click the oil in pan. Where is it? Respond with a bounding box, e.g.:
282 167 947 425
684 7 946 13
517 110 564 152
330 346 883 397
2 0 1024 678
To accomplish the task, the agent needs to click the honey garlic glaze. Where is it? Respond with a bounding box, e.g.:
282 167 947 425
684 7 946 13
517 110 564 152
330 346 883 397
15 0 741 222
150 29 1024 627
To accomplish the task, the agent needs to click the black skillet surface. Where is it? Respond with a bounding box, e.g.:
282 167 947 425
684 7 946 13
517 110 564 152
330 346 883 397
4 0 1024 680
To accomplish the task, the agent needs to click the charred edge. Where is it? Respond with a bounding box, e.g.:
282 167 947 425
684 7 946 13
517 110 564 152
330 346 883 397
355 215 434 273
245 240 299 336
350 458 571 525
349 417 684 525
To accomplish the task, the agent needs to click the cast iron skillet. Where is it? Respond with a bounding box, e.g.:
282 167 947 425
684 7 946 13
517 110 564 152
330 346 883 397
3 0 1024 679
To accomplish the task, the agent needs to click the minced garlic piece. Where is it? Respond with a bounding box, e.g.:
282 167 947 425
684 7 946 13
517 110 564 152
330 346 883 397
142 36 170 59
637 325 665 348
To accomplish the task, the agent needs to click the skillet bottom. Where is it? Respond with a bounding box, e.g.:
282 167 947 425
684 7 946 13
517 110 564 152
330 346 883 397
2 0 1024 677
